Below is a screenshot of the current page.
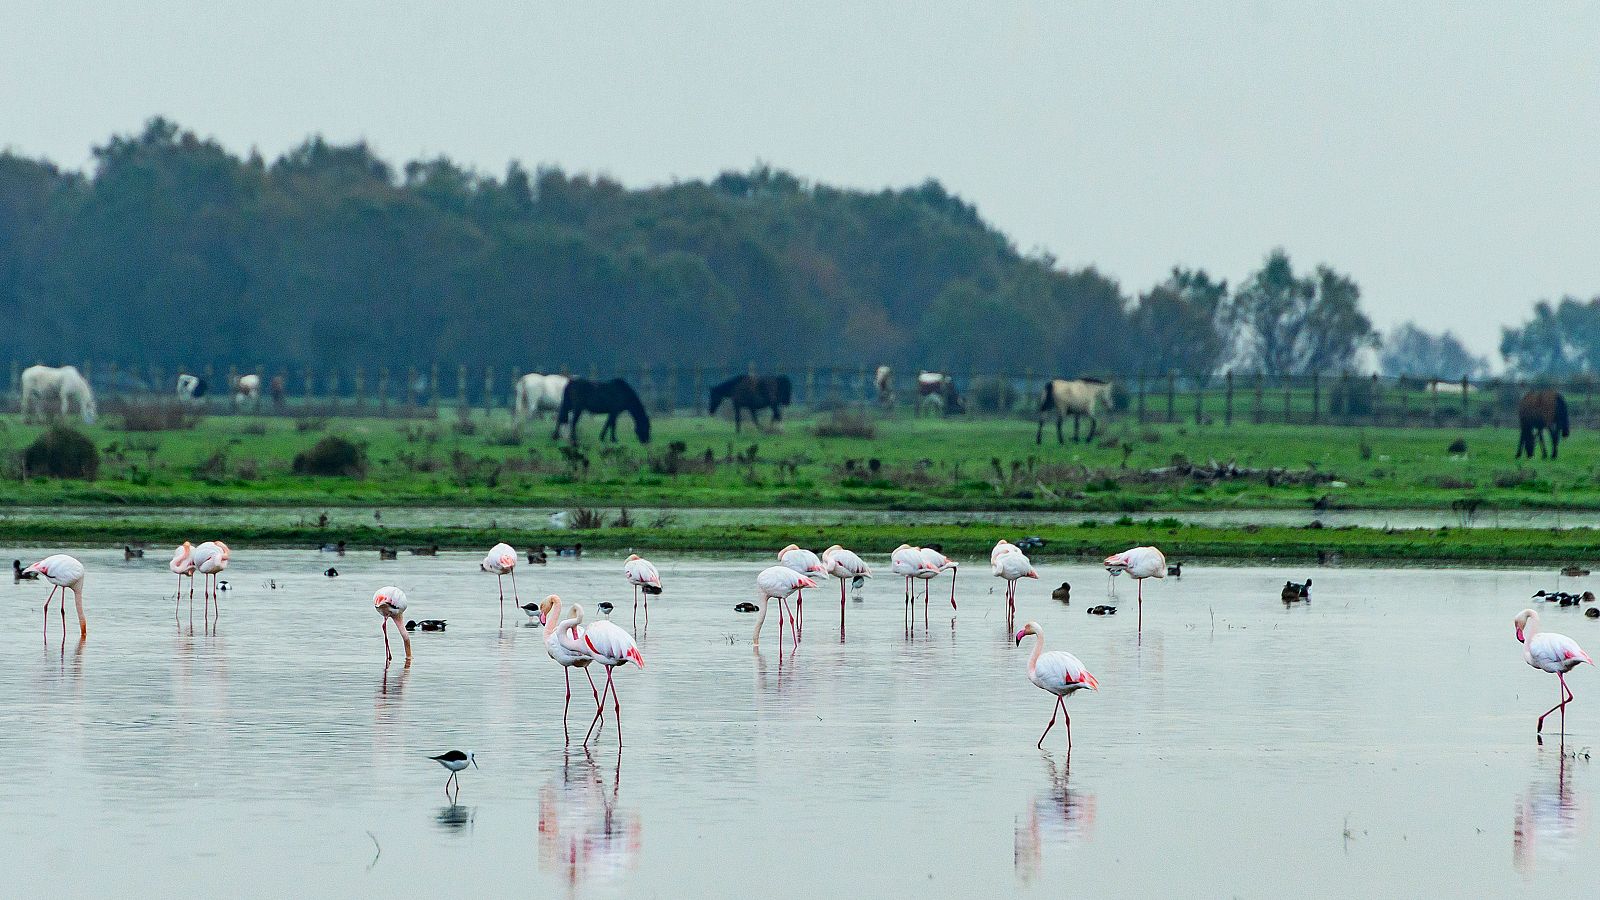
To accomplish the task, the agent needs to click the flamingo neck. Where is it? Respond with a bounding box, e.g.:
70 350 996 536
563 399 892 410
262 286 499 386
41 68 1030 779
1524 615 1542 642
542 604 564 638
1028 632 1045 675
753 597 769 644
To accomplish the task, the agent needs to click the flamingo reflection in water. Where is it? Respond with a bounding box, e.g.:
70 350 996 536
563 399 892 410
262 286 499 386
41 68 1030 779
1014 755 1096 886
538 752 641 890
1513 753 1589 876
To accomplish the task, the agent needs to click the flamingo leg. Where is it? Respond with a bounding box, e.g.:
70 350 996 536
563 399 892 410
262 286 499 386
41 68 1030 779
1137 579 1144 633
383 617 392 662
950 568 958 610
839 579 847 635
609 668 623 749
563 667 572 737
586 667 600 705
43 585 59 642
797 589 803 634
498 574 505 625
1037 701 1058 749
584 669 614 746
1062 698 1073 750
510 570 519 604
1539 675 1577 736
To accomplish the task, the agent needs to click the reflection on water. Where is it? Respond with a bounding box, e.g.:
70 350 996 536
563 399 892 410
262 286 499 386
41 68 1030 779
435 804 477 834
1015 755 1095 885
1513 755 1588 875
538 752 641 891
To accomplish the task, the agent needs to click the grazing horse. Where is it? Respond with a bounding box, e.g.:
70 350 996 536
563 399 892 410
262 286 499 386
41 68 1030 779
176 373 208 400
1517 390 1570 460
1037 378 1114 444
270 374 286 406
21 365 96 424
916 372 963 416
553 378 652 444
231 373 261 407
709 374 792 432
875 365 894 407
514 373 570 420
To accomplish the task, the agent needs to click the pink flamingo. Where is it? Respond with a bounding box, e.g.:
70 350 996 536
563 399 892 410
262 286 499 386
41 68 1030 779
539 595 601 737
820 545 871 631
169 541 196 614
374 586 413 664
574 609 645 748
754 565 814 645
481 542 519 625
1102 546 1165 633
191 540 230 621
778 544 827 628
993 547 1037 619
991 540 1018 565
25 554 87 642
918 546 958 610
1015 621 1098 750
622 554 661 627
1515 608 1592 741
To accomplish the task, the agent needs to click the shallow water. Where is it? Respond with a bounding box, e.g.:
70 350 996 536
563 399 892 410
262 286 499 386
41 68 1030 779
3 550 1597 897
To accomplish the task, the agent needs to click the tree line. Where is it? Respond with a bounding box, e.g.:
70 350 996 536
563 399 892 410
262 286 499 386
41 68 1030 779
0 117 1571 382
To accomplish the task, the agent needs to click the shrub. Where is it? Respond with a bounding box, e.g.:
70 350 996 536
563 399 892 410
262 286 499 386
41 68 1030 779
292 436 366 476
294 416 328 433
24 426 99 479
812 411 876 439
110 399 201 432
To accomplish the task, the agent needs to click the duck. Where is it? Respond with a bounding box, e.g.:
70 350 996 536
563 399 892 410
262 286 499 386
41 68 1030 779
323 567 339 578
1281 579 1312 602
123 545 145 560
553 543 583 558
378 547 398 560
318 540 346 554
405 619 447 632
1051 582 1071 605
1086 604 1117 616
216 580 231 591
1588 608 1600 619
527 548 547 565
13 559 39 581
1562 566 1591 578
734 601 759 613
598 601 615 616
1166 562 1182 577
1015 536 1046 552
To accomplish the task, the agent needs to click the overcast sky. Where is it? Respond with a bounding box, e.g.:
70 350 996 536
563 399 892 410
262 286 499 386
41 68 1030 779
4 2 1598 361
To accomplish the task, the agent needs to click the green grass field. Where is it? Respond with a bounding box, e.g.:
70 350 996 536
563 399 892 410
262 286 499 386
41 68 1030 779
1 408 1596 513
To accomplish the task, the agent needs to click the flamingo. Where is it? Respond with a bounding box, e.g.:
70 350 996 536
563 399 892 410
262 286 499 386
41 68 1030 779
1015 621 1099 750
25 554 87 642
374 586 412 664
622 554 662 628
191 540 230 621
573 608 645 749
169 541 196 614
820 545 871 630
1515 608 1593 741
891 544 939 614
918 546 959 610
481 542 519 625
993 547 1037 619
778 544 827 628
1102 546 1165 633
753 565 815 645
991 539 1018 566
538 595 601 737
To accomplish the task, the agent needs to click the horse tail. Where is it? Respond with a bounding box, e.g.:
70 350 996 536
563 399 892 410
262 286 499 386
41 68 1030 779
1557 393 1571 437
1038 382 1055 415
775 376 792 406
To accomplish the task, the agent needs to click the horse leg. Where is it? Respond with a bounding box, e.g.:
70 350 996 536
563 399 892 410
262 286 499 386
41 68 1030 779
1073 415 1081 443
1539 429 1549 459
1551 427 1560 460
1036 416 1045 444
734 405 742 434
1085 414 1097 443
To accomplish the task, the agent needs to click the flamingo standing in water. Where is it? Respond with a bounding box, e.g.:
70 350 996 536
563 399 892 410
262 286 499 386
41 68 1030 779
1102 546 1165 633
25 554 87 642
993 547 1038 619
481 542 519 624
169 541 196 613
753 565 814 645
778 544 827 629
374 586 413 664
892 544 940 615
622 554 661 628
918 546 958 610
538 595 601 737
1015 621 1098 750
574 609 645 749
191 540 230 621
991 540 1017 566
820 545 871 631
1515 608 1592 741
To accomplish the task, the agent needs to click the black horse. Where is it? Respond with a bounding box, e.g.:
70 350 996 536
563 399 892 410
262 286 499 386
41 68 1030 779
708 374 792 432
1517 389 1570 459
553 378 652 444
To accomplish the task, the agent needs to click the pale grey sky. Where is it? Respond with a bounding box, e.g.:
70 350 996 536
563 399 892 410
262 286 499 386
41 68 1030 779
5 1 1599 361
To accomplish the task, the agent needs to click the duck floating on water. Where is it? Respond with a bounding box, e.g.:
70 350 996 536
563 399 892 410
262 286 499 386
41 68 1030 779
1086 604 1116 615
551 543 583 558
1588 608 1600 619
124 545 144 560
1051 582 1071 604
1166 562 1182 577
1533 590 1595 607
734 601 759 613
13 559 39 581
319 540 346 554
527 548 548 565
1281 579 1312 603
1562 566 1591 578
1015 536 1046 552
409 545 439 556
378 547 398 560
405 619 447 632
324 567 339 577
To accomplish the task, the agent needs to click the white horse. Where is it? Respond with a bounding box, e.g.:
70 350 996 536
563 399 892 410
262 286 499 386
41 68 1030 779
176 373 208 400
916 372 962 417
1037 378 1113 444
515 373 570 420
874 365 894 407
21 365 96 424
231 373 261 407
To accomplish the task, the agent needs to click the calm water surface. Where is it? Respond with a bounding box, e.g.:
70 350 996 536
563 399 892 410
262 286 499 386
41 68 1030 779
3 550 1596 897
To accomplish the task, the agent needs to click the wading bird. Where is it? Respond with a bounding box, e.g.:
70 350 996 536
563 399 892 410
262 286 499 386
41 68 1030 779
576 610 645 749
918 546 958 610
623 554 662 627
993 547 1038 619
25 554 87 642
191 541 230 621
778 544 827 627
539 596 602 737
754 565 814 645
1515 608 1592 742
481 542 519 625
1102 546 1165 633
429 750 477 802
373 586 412 664
169 541 196 613
1015 621 1098 750
821 545 871 631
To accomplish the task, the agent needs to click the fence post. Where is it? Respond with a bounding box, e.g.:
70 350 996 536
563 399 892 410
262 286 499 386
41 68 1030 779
405 366 418 415
1370 373 1382 426
1461 375 1470 422
1252 373 1263 424
301 367 314 403
691 367 704 415
226 365 238 400
1282 376 1291 424
354 368 366 411
327 369 340 410
429 362 440 410
1311 373 1320 423
1224 371 1234 426
1429 378 1439 425
1165 370 1176 423
484 366 495 415
1136 372 1147 424
1194 376 1204 425
377 368 389 415
1336 372 1348 423
456 364 468 411
664 365 678 415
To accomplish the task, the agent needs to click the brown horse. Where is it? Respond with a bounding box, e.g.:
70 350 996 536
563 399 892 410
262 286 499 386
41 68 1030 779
708 374 792 432
1517 389 1570 459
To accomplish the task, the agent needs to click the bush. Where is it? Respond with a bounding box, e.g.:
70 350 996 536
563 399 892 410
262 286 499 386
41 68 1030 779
968 376 1018 413
811 411 877 439
292 436 366 476
24 426 99 479
110 399 201 432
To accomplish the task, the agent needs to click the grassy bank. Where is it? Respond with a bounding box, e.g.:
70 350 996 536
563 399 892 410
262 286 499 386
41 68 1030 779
4 410 1600 513
6 517 1600 565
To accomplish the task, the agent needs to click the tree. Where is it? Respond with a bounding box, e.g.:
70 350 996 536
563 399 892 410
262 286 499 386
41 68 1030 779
1130 268 1228 381
1500 297 1600 376
1379 323 1487 379
1223 249 1376 376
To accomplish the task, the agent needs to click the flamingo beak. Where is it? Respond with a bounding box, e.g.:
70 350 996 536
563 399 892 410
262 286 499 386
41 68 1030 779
1516 627 1525 643
1013 631 1025 645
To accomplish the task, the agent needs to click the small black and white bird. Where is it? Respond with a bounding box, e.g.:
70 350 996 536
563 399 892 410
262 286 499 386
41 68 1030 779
520 601 543 622
597 601 615 616
406 619 447 632
216 580 231 591
378 547 398 560
13 559 39 581
429 750 477 801
324 568 339 577
1086 604 1117 616
733 601 759 613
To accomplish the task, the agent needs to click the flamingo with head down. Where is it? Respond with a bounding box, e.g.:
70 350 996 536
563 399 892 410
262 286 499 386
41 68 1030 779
1103 546 1165 633
373 586 412 664
622 555 661 628
573 609 645 749
778 544 827 628
992 546 1037 620
754 565 814 645
482 542 519 624
191 541 230 621
169 541 196 614
820 545 870 631
25 554 87 642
